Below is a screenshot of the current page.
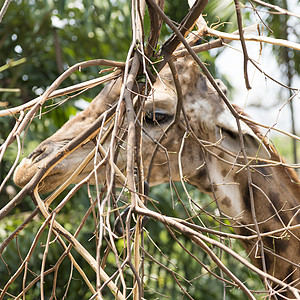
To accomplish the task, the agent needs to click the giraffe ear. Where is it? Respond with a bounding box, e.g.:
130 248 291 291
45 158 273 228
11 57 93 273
216 110 271 159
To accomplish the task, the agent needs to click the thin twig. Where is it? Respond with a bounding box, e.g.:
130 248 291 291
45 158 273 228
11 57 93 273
206 27 300 52
251 0 300 18
0 71 121 117
234 0 251 89
0 0 12 22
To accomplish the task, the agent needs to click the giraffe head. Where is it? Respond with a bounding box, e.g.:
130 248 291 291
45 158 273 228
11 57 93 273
13 56 269 195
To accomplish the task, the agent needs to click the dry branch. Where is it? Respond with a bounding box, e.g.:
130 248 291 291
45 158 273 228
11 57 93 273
0 0 12 22
251 0 300 18
234 0 251 89
0 70 122 117
206 27 300 51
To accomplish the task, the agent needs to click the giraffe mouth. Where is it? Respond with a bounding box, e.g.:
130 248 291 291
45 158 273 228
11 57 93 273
15 160 106 194
14 139 96 192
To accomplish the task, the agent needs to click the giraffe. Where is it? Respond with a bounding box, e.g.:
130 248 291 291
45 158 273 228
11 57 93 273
13 57 300 299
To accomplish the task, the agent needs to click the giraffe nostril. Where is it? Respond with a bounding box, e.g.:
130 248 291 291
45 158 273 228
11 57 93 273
28 146 48 163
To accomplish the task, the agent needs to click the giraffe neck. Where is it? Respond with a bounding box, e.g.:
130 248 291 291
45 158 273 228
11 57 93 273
189 150 300 298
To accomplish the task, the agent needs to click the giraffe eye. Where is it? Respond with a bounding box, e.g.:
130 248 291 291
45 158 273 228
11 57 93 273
145 111 170 125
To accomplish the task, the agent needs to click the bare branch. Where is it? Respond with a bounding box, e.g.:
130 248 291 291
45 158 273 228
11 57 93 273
251 0 300 18
206 27 300 51
234 0 251 89
0 70 122 117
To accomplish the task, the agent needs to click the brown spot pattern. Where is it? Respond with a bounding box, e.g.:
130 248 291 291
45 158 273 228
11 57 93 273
220 196 231 208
